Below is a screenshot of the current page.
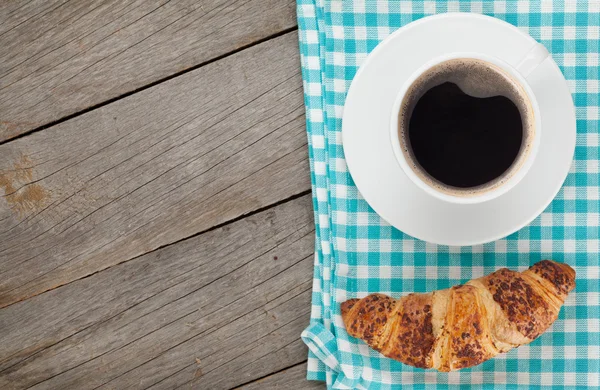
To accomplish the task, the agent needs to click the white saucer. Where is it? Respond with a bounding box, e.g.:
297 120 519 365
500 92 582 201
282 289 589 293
342 14 576 246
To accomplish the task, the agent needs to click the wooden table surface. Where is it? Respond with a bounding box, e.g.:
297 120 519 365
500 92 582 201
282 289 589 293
0 1 323 388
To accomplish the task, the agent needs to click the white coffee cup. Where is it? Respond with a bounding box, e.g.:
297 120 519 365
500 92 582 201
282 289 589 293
389 44 550 205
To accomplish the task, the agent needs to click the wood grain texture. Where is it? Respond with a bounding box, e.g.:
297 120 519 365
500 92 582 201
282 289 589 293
0 0 297 141
0 32 309 308
238 362 325 390
0 195 315 389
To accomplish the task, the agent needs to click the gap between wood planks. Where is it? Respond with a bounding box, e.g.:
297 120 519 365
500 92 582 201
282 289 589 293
0 193 317 389
0 0 299 142
0 30 310 308
3 188 311 311
0 26 298 148
233 360 308 389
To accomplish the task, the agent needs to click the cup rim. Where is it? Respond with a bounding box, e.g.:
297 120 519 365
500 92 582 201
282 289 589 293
390 52 542 205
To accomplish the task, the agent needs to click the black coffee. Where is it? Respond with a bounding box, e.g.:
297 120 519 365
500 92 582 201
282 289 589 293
408 82 522 188
398 58 534 195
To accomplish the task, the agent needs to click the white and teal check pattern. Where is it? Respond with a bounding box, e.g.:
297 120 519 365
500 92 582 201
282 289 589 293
297 0 600 388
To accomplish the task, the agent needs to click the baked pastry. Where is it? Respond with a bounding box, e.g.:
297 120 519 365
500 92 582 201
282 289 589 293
341 260 575 371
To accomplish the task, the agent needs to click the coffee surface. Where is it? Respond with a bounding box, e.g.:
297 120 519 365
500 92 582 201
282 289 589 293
408 82 523 188
398 58 534 195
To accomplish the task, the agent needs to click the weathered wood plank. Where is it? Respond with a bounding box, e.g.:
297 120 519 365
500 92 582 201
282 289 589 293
238 362 325 390
0 1 66 36
0 195 315 389
0 31 309 308
0 0 297 141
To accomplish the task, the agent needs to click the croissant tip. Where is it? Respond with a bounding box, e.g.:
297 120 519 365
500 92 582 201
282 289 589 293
558 259 576 275
529 259 576 294
341 299 359 323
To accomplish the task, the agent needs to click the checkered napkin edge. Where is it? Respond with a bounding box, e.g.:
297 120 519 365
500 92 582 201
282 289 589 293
296 1 600 389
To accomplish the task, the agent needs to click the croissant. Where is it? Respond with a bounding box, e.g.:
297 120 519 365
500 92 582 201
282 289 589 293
341 260 575 371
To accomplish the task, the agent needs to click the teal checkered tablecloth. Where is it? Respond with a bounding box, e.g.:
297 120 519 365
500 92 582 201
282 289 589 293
297 1 600 389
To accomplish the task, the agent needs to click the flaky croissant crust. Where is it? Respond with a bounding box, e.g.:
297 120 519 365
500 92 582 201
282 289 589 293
341 260 575 371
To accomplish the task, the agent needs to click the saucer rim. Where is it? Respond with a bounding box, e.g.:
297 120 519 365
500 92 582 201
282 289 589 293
342 13 576 246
